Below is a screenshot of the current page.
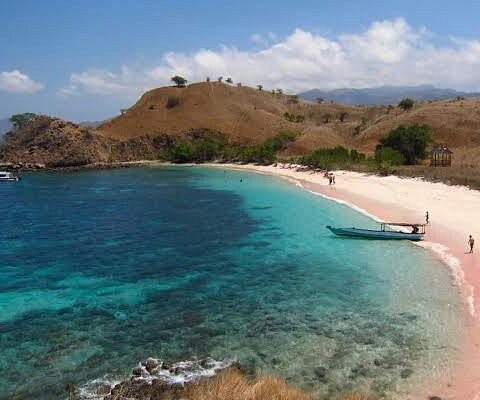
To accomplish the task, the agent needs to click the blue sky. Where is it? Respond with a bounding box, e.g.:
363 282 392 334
1 0 480 121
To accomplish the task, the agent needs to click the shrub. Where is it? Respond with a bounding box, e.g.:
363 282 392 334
166 96 180 109
398 98 414 111
376 124 431 165
300 146 365 169
374 146 405 165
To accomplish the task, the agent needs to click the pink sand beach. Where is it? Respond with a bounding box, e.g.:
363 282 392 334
211 163 480 400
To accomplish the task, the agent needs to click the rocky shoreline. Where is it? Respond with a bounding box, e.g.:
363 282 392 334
76 357 239 400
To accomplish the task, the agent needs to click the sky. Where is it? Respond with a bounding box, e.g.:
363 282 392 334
2 0 480 121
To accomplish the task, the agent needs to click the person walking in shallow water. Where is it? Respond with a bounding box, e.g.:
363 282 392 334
468 235 475 253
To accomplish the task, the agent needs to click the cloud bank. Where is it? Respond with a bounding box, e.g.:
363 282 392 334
0 70 44 93
60 18 480 97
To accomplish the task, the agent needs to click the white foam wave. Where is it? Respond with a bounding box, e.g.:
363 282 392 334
282 173 477 318
414 241 476 317
132 357 234 385
77 357 234 399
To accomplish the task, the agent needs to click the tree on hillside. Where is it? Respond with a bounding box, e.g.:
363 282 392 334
237 82 242 87
171 76 187 87
218 76 223 82
376 124 431 165
9 113 37 129
323 113 332 123
338 111 349 122
225 77 233 84
398 98 414 111
257 84 263 91
276 88 283 95
206 76 210 82
316 97 324 104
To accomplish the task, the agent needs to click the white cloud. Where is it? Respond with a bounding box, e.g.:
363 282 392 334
60 18 480 97
250 33 267 46
0 70 44 93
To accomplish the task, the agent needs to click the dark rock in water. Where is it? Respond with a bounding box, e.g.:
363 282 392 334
429 397 442 400
104 364 242 400
314 366 327 378
145 357 159 373
132 365 144 376
95 383 112 396
373 358 382 366
400 368 413 378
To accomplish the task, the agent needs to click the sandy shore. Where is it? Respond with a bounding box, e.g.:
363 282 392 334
205 163 480 400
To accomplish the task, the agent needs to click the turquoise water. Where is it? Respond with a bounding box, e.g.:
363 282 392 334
0 166 464 399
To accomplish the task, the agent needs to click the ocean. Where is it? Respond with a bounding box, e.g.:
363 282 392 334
0 166 464 399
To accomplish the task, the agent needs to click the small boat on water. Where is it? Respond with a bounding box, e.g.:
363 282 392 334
0 171 20 181
326 222 426 241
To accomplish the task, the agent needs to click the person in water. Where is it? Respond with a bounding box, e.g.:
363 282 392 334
468 235 475 253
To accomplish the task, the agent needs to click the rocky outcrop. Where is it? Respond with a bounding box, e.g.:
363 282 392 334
0 115 113 168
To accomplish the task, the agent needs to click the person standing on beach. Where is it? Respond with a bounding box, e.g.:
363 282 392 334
468 235 475 253
425 211 429 224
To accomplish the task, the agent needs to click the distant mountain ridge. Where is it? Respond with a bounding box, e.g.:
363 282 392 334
0 118 12 137
298 85 480 105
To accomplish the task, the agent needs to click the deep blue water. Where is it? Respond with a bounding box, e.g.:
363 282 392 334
0 167 463 399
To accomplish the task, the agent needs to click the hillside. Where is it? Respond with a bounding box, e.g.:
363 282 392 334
97 82 360 154
2 82 480 171
299 85 480 105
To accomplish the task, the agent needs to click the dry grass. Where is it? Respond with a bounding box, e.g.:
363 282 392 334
178 368 376 400
181 369 313 400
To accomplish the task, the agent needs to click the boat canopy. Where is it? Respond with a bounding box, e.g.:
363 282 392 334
380 222 426 234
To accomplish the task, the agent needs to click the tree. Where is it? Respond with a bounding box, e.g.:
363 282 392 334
237 82 242 87
374 146 405 165
338 111 349 122
376 124 431 165
218 76 223 82
225 77 233 84
206 76 210 82
9 113 37 129
276 88 283 95
322 113 332 123
171 75 187 87
257 84 263 91
316 97 323 104
398 98 414 111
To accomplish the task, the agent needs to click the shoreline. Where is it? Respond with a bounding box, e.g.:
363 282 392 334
204 162 480 400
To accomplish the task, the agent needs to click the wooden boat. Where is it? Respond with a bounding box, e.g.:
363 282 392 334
326 223 426 241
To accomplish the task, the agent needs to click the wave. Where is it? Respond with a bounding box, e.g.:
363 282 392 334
78 357 235 399
415 241 476 317
283 174 477 318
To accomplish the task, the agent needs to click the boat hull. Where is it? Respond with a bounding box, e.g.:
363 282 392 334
326 226 424 241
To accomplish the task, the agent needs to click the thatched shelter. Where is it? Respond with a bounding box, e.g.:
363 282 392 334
430 145 453 166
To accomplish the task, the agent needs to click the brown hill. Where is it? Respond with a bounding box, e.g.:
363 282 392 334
2 83 480 170
356 97 480 152
97 82 364 153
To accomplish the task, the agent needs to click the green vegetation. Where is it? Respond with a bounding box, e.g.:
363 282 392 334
398 97 414 111
171 75 187 87
283 112 305 123
300 146 366 170
166 96 180 109
166 130 298 165
376 124 431 165
9 113 37 129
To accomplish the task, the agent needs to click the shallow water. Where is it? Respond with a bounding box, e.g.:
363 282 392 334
0 166 464 399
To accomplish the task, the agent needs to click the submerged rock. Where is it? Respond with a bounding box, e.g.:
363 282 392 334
400 368 413 379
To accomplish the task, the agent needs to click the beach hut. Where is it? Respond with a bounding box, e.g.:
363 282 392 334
430 145 453 166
